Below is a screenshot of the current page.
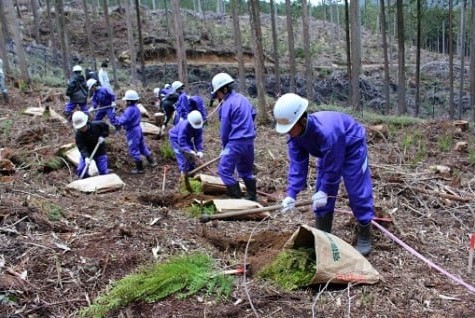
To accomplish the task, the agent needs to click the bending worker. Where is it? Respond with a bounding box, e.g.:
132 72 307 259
274 93 374 256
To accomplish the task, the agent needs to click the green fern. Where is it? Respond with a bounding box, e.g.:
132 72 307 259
80 253 233 318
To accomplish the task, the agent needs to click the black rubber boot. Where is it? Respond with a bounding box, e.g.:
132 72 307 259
147 156 158 167
315 213 334 233
355 222 372 256
226 183 242 198
131 160 144 174
2 92 9 104
243 178 257 201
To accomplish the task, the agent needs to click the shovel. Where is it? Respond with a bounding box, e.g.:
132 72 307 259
182 156 221 193
79 138 102 179
199 199 313 223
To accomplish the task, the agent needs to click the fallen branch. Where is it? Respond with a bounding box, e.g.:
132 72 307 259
412 186 473 203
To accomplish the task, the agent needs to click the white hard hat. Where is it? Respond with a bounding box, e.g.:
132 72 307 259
273 93 309 134
164 83 171 89
72 65 83 72
72 111 88 129
211 72 234 94
87 78 97 90
187 110 204 129
122 90 140 101
153 88 160 98
171 81 184 92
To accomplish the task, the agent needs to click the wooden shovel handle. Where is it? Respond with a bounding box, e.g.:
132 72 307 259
188 156 221 177
199 199 313 223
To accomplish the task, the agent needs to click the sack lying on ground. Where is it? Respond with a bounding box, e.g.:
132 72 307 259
282 224 380 285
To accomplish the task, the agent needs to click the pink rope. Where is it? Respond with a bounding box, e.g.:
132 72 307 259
372 220 475 293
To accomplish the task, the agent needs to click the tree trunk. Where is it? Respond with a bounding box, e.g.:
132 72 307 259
458 0 466 120
135 0 146 86
126 0 138 85
396 0 406 115
415 0 421 117
31 0 40 44
270 0 281 96
102 0 119 90
380 0 390 115
55 0 70 79
82 0 96 69
6 0 30 83
164 0 171 37
45 0 58 64
0 1 10 74
231 0 245 93
344 0 351 106
448 0 454 120
349 0 361 111
302 0 313 101
285 0 296 92
248 0 267 123
171 0 188 85
471 0 475 122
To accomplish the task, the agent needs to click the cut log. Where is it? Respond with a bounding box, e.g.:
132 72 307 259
137 103 151 118
453 141 468 152
367 124 389 139
61 145 99 176
23 107 68 125
212 199 269 220
453 120 469 132
197 174 246 195
140 122 161 135
154 112 165 127
66 173 125 193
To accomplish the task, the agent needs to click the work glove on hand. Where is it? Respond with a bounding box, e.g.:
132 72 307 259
111 102 116 108
88 106 94 113
98 136 105 144
312 191 328 209
84 157 92 166
196 151 203 159
281 196 296 213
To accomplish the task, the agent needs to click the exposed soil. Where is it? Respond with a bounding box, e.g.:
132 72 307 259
1 82 475 317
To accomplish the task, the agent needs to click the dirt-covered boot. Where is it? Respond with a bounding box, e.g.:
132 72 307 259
243 178 257 201
131 160 144 174
147 156 158 167
226 183 242 199
315 213 334 233
355 222 372 256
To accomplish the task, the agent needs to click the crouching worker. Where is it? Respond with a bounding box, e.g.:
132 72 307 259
72 111 109 178
168 110 204 186
274 93 374 256
87 79 119 129
116 90 157 174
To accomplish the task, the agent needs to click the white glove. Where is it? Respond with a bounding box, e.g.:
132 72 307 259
88 106 94 113
196 151 203 159
281 196 296 213
312 191 328 209
111 102 116 108
189 150 197 156
98 136 105 144
85 157 91 166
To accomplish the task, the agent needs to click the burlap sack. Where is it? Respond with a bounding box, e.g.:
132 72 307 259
283 224 380 285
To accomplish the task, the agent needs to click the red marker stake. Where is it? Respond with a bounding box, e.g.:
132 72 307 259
468 233 475 273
